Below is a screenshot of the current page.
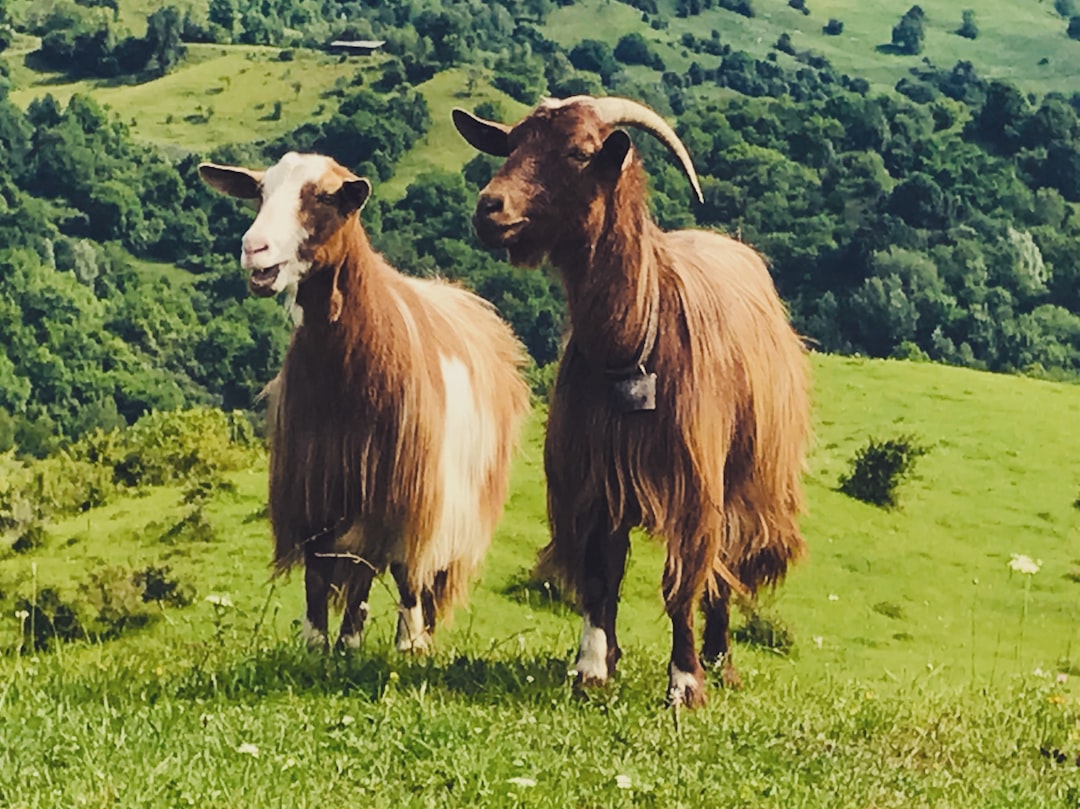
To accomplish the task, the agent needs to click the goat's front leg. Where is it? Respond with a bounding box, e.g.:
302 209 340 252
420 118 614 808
663 556 707 708
390 562 432 653
572 524 630 688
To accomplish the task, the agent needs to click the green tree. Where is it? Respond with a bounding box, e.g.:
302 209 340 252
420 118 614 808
957 10 978 39
892 5 926 55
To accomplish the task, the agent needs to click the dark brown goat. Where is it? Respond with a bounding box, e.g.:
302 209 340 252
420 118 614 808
200 153 530 652
454 97 810 706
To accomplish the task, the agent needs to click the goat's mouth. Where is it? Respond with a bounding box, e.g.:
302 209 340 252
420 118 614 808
474 216 528 248
248 265 280 296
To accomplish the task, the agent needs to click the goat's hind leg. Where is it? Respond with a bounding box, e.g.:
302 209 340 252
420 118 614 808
701 580 742 689
391 562 433 653
302 544 335 651
336 560 377 651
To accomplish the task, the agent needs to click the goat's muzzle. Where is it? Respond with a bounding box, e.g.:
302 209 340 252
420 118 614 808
248 265 280 297
474 195 527 248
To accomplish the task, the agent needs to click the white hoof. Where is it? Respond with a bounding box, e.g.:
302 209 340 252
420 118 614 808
571 616 608 684
395 606 432 653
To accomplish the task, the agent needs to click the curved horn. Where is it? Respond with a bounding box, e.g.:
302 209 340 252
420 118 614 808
583 96 703 204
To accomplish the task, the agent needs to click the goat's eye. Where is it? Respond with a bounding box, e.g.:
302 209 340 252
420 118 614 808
566 148 592 164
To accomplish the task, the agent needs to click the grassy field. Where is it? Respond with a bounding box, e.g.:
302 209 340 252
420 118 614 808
377 68 531 201
545 0 1080 96
5 44 380 155
0 355 1077 806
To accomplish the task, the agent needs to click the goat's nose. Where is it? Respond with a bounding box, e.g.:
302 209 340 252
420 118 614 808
476 193 504 216
242 237 269 256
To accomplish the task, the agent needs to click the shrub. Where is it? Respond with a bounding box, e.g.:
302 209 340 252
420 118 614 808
80 566 153 639
788 0 808 10
957 10 978 39
823 18 843 35
733 604 795 655
16 588 84 651
838 435 929 508
1069 16 1080 40
135 564 195 607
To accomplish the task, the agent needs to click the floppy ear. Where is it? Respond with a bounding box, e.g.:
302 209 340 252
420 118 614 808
198 163 264 199
452 108 511 157
593 130 633 181
335 176 372 215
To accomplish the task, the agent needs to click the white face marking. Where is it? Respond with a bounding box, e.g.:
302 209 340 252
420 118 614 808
395 605 430 653
241 152 335 295
572 615 608 683
301 616 327 649
667 664 699 706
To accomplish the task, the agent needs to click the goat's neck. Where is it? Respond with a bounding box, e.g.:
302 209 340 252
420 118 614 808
294 219 384 344
554 191 661 372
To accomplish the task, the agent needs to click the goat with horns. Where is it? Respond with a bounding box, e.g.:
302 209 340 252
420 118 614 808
454 96 811 707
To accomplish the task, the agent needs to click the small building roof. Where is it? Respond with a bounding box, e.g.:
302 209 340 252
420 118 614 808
328 40 386 49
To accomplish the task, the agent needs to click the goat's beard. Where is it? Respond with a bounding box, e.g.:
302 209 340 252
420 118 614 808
505 241 547 268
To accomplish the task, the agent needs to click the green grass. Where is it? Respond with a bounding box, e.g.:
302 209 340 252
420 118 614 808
544 0 1080 96
5 44 380 155
378 68 531 201
0 355 1078 805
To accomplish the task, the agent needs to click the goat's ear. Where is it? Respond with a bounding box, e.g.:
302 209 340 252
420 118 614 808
335 176 372 215
198 163 264 199
452 108 511 157
594 130 633 181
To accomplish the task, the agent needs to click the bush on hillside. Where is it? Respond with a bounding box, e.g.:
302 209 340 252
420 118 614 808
957 10 978 40
839 435 929 508
823 19 843 36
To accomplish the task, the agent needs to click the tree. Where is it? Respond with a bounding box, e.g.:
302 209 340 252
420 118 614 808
892 5 926 55
613 33 665 70
1069 16 1080 40
145 6 185 76
957 10 978 39
823 19 844 36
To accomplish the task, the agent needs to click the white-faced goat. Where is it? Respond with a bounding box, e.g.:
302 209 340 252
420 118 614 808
200 152 530 652
455 97 811 707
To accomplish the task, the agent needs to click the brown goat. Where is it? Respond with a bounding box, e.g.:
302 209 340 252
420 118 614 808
200 153 530 652
454 97 810 706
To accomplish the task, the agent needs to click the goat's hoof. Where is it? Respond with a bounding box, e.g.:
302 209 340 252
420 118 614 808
572 670 609 690
395 632 432 654
335 632 364 652
667 666 707 709
704 652 743 690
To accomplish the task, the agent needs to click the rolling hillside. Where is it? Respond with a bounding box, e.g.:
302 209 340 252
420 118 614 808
0 355 1077 805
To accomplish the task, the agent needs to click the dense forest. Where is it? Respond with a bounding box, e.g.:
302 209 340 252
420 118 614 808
1 0 1079 457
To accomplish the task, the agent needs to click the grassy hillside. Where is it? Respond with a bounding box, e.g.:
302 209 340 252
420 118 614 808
1 355 1077 805
545 0 1080 95
378 68 531 201
5 44 379 154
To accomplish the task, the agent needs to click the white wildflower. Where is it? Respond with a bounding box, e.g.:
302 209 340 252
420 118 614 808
1056 673 1068 684
615 775 633 789
205 594 234 608
237 742 259 757
14 609 29 621
507 777 536 788
813 636 824 649
1033 667 1046 678
1008 554 1041 575
827 594 839 602
340 715 355 727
